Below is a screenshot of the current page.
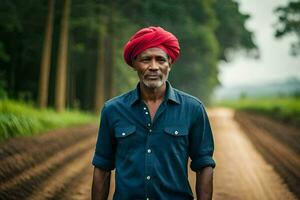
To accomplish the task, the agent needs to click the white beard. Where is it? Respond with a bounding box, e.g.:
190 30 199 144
142 71 169 89
142 79 164 89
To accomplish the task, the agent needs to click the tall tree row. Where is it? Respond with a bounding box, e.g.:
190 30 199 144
0 0 258 111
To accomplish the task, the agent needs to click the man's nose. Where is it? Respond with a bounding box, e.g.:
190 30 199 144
149 60 159 70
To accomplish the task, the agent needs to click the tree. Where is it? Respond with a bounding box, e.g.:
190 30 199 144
104 2 116 100
274 0 300 56
55 0 71 112
94 22 106 112
214 0 258 61
38 0 55 109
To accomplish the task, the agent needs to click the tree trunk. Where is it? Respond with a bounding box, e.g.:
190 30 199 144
38 0 55 109
55 0 70 112
94 23 106 113
105 3 115 100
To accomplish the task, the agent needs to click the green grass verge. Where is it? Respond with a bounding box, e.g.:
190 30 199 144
216 97 300 125
0 99 98 141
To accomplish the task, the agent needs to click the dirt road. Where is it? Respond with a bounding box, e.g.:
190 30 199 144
0 108 299 200
210 108 298 200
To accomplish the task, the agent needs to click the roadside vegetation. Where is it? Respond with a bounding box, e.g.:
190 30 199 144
217 97 300 126
0 99 98 141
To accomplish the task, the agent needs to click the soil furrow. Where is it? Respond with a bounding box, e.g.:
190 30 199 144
27 149 93 200
53 165 93 200
236 111 300 153
0 136 95 199
235 112 300 198
0 124 97 183
0 124 97 160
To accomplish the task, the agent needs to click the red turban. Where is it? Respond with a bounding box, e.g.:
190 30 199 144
124 26 180 66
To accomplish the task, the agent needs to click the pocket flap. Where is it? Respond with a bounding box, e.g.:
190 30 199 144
115 126 136 138
164 126 188 136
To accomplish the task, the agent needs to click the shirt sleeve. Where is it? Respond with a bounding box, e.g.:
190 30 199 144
189 103 216 171
92 105 116 170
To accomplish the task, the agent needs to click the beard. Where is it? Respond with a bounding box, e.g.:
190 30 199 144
141 72 169 89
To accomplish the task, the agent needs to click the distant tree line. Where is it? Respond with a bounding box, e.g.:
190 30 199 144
0 0 257 112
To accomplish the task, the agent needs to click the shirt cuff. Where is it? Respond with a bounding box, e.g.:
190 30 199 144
92 154 115 171
190 156 216 172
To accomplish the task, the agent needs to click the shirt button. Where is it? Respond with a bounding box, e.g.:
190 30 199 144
146 176 151 180
149 129 152 133
144 107 147 110
147 123 151 127
146 198 150 200
147 149 151 153
145 111 149 115
174 130 179 135
122 132 126 136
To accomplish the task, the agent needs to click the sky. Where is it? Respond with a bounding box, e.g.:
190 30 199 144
218 0 300 87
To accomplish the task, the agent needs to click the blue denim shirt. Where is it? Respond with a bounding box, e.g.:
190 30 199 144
92 81 215 200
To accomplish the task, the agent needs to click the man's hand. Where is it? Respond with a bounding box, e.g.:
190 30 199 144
196 166 213 200
91 167 111 200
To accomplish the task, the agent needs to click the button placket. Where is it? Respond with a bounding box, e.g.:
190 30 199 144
142 104 153 198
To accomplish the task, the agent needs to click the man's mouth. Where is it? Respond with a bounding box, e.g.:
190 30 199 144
145 75 160 79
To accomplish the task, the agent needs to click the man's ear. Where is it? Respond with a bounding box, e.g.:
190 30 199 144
168 57 172 67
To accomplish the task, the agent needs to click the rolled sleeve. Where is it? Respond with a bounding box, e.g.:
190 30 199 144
92 153 115 170
92 105 115 171
189 104 216 171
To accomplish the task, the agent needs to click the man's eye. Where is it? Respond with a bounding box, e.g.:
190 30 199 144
141 58 150 62
158 59 166 63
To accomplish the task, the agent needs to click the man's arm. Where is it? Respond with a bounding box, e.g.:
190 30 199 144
91 167 111 200
196 166 213 200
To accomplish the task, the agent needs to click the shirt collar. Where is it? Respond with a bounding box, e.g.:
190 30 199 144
129 81 180 106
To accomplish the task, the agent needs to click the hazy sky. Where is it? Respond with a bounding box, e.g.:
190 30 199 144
218 0 300 87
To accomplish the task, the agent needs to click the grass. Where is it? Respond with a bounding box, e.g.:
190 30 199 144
216 97 300 125
0 99 98 141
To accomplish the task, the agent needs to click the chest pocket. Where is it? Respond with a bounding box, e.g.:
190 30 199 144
163 126 189 156
114 126 137 159
164 126 188 137
115 126 136 139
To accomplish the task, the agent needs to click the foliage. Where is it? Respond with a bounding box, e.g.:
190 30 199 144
0 99 97 140
0 0 257 109
274 0 300 56
214 0 258 60
218 97 300 125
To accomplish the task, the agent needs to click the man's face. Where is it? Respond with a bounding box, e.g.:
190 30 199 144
132 48 171 89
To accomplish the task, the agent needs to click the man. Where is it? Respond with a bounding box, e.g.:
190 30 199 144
92 26 215 200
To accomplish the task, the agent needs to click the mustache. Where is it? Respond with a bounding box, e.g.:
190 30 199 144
144 73 161 76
